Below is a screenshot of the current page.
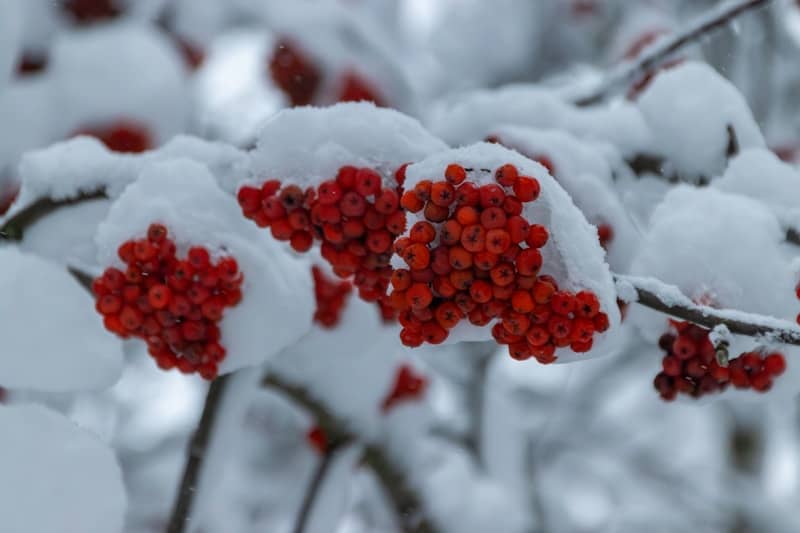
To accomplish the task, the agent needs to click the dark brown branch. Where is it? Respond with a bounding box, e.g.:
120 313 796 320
617 275 800 345
575 0 772 106
68 267 95 293
0 189 107 241
293 445 343 533
167 376 230 533
262 373 438 533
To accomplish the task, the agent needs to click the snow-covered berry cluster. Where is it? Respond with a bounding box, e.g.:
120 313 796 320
393 163 609 362
312 265 352 328
381 364 428 413
237 166 406 319
92 223 243 379
653 322 786 401
73 120 152 154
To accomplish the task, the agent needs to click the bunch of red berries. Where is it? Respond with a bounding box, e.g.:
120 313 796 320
653 321 786 401
312 265 353 328
392 162 609 363
92 223 243 379
269 39 322 107
381 364 428 413
62 0 122 24
337 71 386 106
237 165 406 318
73 120 152 154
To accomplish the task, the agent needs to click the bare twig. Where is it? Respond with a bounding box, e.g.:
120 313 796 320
293 446 343 533
617 274 800 345
574 0 772 106
0 190 107 241
167 376 230 533
262 373 438 533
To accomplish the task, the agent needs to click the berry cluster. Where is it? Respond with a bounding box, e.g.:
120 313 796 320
337 71 386 106
237 165 406 319
312 265 353 328
74 120 152 154
381 364 428 413
596 223 613 250
62 0 122 24
392 163 609 362
269 39 321 107
653 322 786 401
92 224 243 379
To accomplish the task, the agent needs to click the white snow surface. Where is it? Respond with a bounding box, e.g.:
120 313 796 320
0 0 22 87
0 404 126 533
489 124 640 270
628 186 797 354
637 61 765 180
0 247 123 392
49 22 189 144
246 102 448 192
399 143 621 361
714 148 800 229
426 84 653 157
95 158 314 374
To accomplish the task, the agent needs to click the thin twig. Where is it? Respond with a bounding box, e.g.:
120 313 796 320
574 0 772 106
617 274 800 345
0 190 107 241
167 376 230 533
263 373 438 533
292 446 342 533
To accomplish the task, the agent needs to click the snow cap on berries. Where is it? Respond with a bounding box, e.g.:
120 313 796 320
95 158 314 374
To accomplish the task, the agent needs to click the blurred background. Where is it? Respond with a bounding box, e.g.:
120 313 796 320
2 1 800 532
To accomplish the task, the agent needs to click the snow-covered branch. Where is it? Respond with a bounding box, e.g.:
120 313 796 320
0 190 106 241
574 0 773 106
262 373 438 533
616 274 800 345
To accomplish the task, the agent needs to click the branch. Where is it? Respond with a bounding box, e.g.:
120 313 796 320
0 189 107 241
167 375 230 533
262 373 438 533
616 274 800 345
574 0 772 106
292 445 343 533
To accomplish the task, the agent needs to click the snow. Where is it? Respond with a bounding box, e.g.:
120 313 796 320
637 61 765 180
399 143 621 361
247 102 447 192
0 0 22 87
0 404 126 533
0 247 123 392
714 148 800 229
427 84 653 157
488 125 640 270
49 22 189 144
627 186 798 357
95 158 314 374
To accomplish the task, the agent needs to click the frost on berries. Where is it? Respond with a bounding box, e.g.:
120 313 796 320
653 321 786 401
393 143 619 363
93 223 243 379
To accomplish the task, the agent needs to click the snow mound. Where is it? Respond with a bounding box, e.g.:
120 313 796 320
49 22 188 144
714 148 800 229
637 61 765 180
628 186 795 353
95 158 314 374
427 85 652 157
400 143 621 361
247 102 448 190
489 125 640 270
0 247 123 392
0 404 126 533
0 0 22 87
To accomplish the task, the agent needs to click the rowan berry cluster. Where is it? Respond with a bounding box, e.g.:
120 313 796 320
392 163 609 362
653 321 786 401
237 165 407 319
381 364 428 413
92 223 243 379
312 265 353 328
62 0 122 24
74 120 152 154
269 39 321 107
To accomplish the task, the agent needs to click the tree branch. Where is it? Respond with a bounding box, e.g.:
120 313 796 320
0 189 107 241
574 0 773 106
262 373 438 533
292 445 344 533
616 274 800 345
167 375 230 533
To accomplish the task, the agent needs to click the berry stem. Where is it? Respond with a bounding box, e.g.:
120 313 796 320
262 373 439 533
617 274 800 345
166 375 230 533
0 189 107 241
574 0 772 106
